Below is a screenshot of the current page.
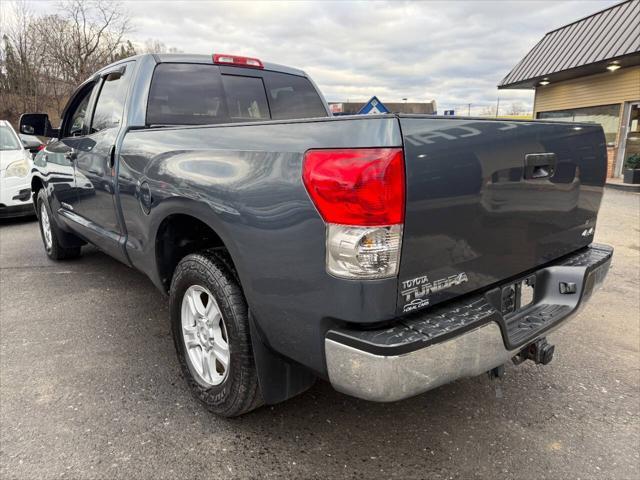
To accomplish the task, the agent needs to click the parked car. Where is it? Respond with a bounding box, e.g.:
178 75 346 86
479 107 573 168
21 53 612 417
0 120 35 218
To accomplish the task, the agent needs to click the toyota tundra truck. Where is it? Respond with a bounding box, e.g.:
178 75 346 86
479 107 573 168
20 53 613 417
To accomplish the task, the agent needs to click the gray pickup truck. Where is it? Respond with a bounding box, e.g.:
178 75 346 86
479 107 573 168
21 53 612 417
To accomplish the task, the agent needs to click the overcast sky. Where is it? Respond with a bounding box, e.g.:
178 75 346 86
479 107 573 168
7 0 619 115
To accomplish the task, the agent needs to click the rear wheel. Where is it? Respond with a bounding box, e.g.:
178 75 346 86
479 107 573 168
170 250 262 417
36 190 81 260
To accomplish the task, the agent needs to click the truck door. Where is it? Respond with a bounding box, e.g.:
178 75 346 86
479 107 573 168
40 82 98 218
67 63 133 263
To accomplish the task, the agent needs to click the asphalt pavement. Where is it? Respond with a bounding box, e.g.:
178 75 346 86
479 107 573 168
1 189 638 480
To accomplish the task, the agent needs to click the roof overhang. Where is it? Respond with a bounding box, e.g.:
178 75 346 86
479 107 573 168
499 51 640 90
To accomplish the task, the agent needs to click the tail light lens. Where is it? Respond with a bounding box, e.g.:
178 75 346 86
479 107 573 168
302 148 404 226
303 148 405 279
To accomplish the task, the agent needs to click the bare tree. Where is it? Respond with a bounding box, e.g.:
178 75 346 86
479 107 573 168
38 0 133 85
507 102 526 116
1 1 183 126
142 38 182 54
1 0 135 125
1 1 46 116
480 105 497 117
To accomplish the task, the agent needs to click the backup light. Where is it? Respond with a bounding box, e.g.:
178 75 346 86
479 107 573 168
326 224 403 278
303 148 405 279
213 53 264 69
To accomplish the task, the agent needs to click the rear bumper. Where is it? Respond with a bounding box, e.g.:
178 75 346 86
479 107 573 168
325 244 613 402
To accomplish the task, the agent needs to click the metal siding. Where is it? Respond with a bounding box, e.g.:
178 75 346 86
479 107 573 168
604 7 636 57
574 8 616 66
500 0 640 87
519 33 559 81
599 3 635 59
547 21 583 74
555 17 593 72
582 7 625 65
572 15 604 67
612 7 640 55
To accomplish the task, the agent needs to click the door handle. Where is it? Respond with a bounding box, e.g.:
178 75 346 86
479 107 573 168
107 145 116 170
524 153 556 179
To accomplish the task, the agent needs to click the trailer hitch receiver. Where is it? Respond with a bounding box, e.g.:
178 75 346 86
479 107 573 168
513 337 555 365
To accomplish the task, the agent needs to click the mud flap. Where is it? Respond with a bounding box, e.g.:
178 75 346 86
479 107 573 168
249 313 316 405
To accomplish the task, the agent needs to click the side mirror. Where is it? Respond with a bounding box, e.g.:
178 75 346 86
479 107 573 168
19 113 59 138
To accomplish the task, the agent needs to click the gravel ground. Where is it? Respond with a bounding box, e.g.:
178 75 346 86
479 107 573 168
1 188 638 480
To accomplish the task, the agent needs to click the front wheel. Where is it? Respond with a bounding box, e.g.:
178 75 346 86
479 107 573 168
36 190 81 260
169 250 262 417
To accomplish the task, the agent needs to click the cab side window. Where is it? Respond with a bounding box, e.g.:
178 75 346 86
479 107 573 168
64 85 96 137
91 64 132 133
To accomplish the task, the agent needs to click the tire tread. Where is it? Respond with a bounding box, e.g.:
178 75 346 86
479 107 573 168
170 250 263 417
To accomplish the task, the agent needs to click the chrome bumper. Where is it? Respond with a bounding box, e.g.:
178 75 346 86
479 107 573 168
325 244 612 402
326 322 515 402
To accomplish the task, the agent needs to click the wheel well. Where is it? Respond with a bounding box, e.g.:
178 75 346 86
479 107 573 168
31 177 44 207
155 214 234 292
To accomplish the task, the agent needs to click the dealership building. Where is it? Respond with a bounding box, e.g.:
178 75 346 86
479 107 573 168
499 0 640 178
328 99 437 115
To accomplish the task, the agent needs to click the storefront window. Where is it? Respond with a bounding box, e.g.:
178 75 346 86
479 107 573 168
537 104 621 145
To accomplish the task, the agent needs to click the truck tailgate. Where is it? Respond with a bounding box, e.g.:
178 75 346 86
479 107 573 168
397 116 607 314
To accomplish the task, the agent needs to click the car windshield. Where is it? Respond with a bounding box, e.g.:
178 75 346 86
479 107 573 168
0 125 22 151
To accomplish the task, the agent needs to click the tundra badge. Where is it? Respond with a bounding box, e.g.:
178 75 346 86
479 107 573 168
401 272 469 313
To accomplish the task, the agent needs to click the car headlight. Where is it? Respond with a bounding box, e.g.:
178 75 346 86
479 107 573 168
5 159 30 178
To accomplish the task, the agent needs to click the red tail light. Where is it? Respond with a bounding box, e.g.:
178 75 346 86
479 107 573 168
37 144 46 151
213 53 264 69
302 148 405 226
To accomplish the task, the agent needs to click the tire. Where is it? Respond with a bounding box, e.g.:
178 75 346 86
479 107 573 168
36 189 82 260
170 250 263 417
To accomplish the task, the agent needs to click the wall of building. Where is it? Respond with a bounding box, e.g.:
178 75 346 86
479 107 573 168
533 66 639 113
533 66 640 178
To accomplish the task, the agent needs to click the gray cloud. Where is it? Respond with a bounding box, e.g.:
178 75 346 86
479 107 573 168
19 0 619 114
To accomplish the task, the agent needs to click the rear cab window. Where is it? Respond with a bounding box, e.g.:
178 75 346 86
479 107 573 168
146 63 327 126
221 75 270 121
261 70 327 120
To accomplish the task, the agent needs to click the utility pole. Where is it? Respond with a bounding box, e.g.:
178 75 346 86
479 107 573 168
467 103 471 116
495 96 500 118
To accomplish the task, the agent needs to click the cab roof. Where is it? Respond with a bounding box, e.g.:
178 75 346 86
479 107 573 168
154 53 307 77
97 53 308 78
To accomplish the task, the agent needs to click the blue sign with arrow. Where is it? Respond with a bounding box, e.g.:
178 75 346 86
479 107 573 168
358 96 390 115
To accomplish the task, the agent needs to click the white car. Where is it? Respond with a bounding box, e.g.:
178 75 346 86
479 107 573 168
0 120 35 218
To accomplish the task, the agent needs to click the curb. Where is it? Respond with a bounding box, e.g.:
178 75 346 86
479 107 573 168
605 181 640 193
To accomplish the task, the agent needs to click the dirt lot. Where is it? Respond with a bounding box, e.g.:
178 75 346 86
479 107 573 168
1 188 638 480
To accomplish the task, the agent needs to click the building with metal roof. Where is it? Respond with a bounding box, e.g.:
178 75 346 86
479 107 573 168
499 0 640 180
328 100 437 116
